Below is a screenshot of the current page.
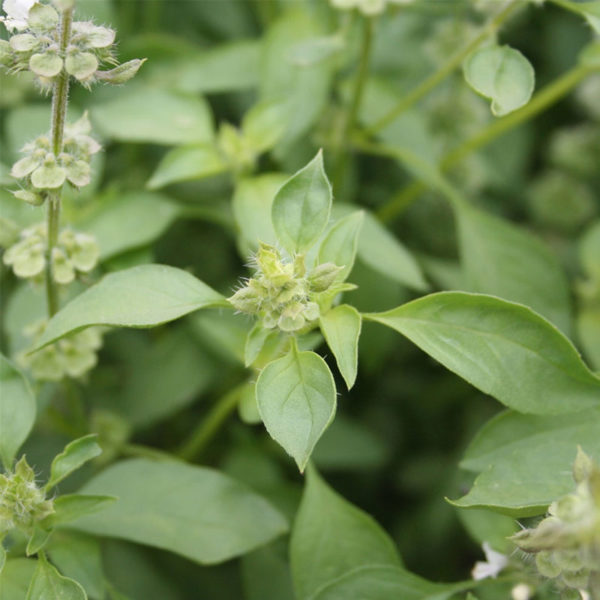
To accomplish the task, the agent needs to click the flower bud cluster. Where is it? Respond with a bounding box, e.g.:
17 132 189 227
229 242 343 332
2 222 99 283
512 448 600 598
217 123 256 175
0 456 54 536
18 320 103 381
330 0 414 16
11 113 101 192
0 0 144 88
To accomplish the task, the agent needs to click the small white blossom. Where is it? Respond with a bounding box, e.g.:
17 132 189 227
0 0 36 31
511 583 532 600
471 542 509 580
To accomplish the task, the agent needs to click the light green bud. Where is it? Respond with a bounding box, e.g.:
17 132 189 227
229 285 263 313
27 3 59 30
573 445 594 484
51 247 75 284
13 189 44 206
0 456 54 535
31 162 66 189
9 33 38 52
304 301 320 322
278 302 306 331
95 58 146 85
69 233 99 272
5 242 45 279
560 589 581 600
59 339 98 378
65 158 91 187
11 155 39 178
65 50 98 81
0 39 11 67
29 51 63 77
308 262 343 292
561 567 589 589
535 551 561 578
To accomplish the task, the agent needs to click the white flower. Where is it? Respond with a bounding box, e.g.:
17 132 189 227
471 542 509 580
511 583 532 600
0 0 36 31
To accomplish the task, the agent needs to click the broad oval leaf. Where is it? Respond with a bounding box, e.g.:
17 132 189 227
366 292 600 415
49 494 117 526
0 559 36 598
456 203 571 334
47 532 104 600
47 434 102 490
69 458 288 564
242 100 290 154
319 305 362 389
233 174 286 252
256 347 336 471
357 211 428 292
91 87 214 145
271 151 332 255
312 565 466 600
463 45 535 116
290 467 402 600
81 192 180 261
33 265 226 350
26 554 86 600
146 144 228 190
0 354 36 470
318 212 364 283
453 408 600 516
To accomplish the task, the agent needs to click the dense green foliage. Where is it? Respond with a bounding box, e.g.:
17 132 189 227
1 0 599 598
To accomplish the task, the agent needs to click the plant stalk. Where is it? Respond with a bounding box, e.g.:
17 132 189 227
366 0 522 136
45 6 73 318
374 62 597 222
333 15 374 191
177 383 246 461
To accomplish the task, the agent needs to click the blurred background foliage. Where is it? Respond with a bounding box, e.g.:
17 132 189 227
1 0 598 597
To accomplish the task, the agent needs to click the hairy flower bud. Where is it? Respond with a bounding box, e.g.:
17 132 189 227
95 58 146 84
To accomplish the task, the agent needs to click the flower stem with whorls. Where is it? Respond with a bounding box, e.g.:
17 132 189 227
45 6 73 317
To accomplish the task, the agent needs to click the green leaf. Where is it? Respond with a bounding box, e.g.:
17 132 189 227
26 529 52 557
463 44 535 116
47 533 105 600
561 0 600 34
577 309 600 371
81 192 180 261
92 87 214 145
318 212 364 283
33 265 226 350
256 346 336 471
68 458 288 564
242 100 289 154
271 151 332 255
456 202 571 334
356 210 428 292
260 9 333 154
26 554 86 600
290 467 401 600
103 328 214 429
311 565 461 600
0 559 37 599
146 144 228 190
47 434 102 490
241 543 295 600
174 39 261 94
245 324 272 368
319 305 361 389
453 408 600 516
365 292 600 415
0 354 36 470
48 494 117 525
232 174 285 252
0 546 5 574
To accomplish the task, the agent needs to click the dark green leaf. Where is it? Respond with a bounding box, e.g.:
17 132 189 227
47 435 102 490
366 292 600 414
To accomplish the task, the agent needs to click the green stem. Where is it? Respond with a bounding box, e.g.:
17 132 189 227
333 15 374 191
45 7 73 318
374 62 597 222
121 443 183 462
177 384 246 461
366 0 522 136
